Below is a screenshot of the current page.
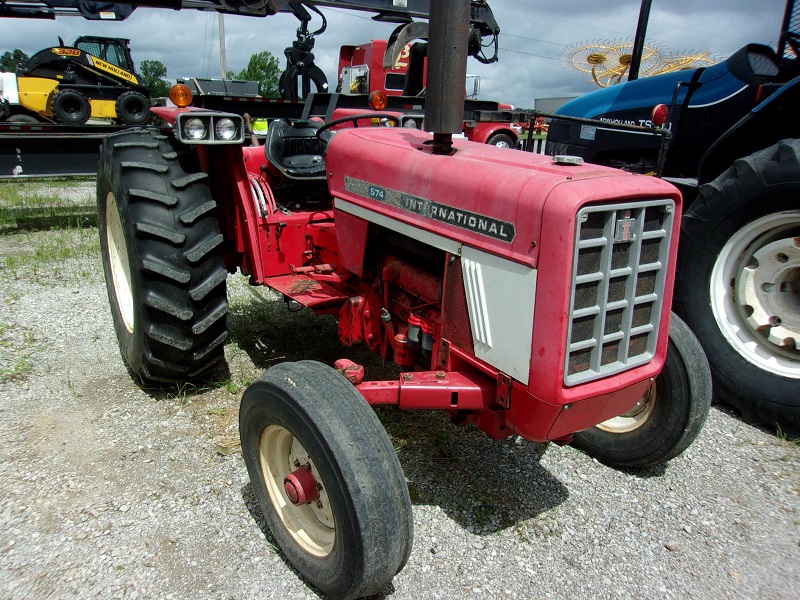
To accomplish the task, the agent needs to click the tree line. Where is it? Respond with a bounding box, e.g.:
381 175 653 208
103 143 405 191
1 48 282 98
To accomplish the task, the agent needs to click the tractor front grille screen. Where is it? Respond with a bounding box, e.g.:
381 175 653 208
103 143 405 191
564 199 674 386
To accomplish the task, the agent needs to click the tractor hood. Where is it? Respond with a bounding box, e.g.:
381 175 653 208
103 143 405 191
325 127 677 268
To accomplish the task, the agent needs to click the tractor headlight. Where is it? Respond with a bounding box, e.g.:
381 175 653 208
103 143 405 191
183 118 207 140
176 112 244 145
215 118 237 141
403 118 418 129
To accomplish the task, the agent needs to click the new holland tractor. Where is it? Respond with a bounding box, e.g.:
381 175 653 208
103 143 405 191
0 36 150 125
4 1 711 598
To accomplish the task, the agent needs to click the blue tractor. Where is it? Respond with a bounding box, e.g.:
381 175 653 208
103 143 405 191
545 1 800 434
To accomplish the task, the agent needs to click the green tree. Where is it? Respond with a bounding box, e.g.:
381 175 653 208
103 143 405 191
0 49 30 73
140 59 171 97
231 50 281 97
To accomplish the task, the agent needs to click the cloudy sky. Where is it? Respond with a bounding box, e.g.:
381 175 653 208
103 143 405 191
1 0 788 107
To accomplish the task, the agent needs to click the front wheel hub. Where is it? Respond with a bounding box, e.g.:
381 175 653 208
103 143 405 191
284 466 320 506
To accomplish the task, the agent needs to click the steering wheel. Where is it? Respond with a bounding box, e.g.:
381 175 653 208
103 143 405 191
315 113 401 139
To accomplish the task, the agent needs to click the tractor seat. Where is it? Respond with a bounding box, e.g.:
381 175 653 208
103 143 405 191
264 119 331 181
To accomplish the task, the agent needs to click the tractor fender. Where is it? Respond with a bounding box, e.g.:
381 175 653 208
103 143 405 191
698 75 800 184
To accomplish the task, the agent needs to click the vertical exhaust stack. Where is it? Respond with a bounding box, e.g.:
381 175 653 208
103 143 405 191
424 0 471 155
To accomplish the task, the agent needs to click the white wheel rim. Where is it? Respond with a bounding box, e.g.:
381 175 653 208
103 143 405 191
710 210 800 379
105 192 135 333
596 381 657 433
493 140 510 148
259 425 335 557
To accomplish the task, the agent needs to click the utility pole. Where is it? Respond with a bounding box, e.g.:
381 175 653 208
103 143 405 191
219 13 227 79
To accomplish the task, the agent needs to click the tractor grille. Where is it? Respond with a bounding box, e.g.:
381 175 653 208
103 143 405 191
564 199 674 386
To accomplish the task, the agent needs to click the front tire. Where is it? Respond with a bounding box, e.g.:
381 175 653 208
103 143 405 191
675 139 800 434
97 128 229 383
571 313 712 468
240 361 413 600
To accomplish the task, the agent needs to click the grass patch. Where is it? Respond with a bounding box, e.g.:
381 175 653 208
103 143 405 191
2 226 101 282
776 425 800 447
0 321 35 383
0 177 96 231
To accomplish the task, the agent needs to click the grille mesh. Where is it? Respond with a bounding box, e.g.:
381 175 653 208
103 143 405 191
564 199 674 385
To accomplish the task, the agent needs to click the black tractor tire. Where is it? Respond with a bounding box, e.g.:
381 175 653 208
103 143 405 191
240 360 413 600
97 128 229 384
572 313 712 469
115 91 151 126
674 139 800 435
50 89 91 124
487 132 515 148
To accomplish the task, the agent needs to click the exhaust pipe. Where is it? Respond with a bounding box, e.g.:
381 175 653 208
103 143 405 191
424 0 470 155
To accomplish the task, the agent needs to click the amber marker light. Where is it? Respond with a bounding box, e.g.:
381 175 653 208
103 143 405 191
369 90 388 111
651 103 669 127
170 84 193 108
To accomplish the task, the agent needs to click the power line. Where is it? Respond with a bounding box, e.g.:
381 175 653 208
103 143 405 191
502 33 568 48
498 47 561 62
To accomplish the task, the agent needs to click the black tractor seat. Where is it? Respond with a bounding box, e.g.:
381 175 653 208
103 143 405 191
264 119 331 181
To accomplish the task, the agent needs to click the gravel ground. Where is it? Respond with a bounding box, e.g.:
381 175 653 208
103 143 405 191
0 183 799 599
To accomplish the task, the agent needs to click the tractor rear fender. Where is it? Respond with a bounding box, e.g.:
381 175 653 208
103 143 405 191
194 143 268 283
698 76 800 184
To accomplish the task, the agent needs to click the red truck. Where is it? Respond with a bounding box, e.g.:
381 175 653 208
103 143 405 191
338 38 522 146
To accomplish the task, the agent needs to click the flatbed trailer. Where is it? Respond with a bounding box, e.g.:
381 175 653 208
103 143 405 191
0 93 522 178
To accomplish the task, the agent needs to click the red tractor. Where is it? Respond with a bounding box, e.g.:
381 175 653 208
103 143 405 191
60 1 709 598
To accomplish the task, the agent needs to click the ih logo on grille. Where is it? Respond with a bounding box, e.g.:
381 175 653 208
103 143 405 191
614 211 636 243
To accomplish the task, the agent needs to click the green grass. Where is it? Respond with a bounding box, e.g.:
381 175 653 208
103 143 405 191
0 177 96 231
0 321 35 383
776 425 800 447
2 225 101 282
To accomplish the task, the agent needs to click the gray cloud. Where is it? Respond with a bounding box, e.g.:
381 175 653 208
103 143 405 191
0 0 787 107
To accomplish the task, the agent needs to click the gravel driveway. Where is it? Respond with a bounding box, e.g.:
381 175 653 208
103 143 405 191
0 186 798 599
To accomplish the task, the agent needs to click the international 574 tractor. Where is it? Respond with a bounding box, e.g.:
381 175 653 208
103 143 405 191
7 0 711 598
545 0 800 434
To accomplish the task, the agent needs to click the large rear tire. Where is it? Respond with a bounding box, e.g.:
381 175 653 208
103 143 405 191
675 139 800 434
97 128 229 384
50 89 91 124
571 313 712 468
240 360 413 600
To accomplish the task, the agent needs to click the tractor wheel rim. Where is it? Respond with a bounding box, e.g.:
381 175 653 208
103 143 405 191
596 381 656 433
710 210 800 378
259 424 335 557
105 192 135 333
494 140 510 148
